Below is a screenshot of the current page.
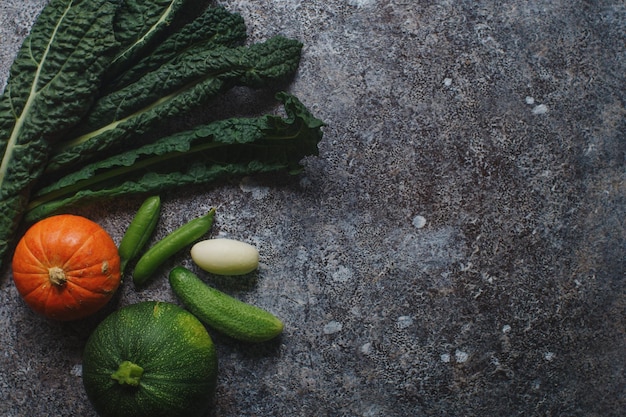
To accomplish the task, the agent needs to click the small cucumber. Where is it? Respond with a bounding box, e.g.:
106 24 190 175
133 209 216 287
118 195 161 273
169 266 283 343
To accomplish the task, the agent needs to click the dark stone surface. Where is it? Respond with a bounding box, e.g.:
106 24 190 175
1 1 624 416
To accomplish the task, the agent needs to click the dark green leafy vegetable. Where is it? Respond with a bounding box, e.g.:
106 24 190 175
0 0 195 270
0 0 121 269
47 36 303 172
26 93 323 222
105 0 191 82
106 4 247 91
0 1 324 272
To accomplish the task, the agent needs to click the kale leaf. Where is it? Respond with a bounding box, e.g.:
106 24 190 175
46 36 303 172
0 0 122 266
26 93 323 222
106 4 247 91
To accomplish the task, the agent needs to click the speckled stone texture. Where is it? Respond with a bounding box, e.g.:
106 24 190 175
1 1 624 416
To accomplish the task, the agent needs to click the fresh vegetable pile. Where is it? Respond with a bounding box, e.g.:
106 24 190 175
4 1 323 416
0 0 324 271
13 200 285 416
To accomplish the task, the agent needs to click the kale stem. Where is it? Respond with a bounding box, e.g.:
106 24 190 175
27 140 231 211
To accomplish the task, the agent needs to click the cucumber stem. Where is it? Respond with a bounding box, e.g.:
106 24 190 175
111 360 144 386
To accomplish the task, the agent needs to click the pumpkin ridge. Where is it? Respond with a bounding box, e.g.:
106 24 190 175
14 274 43 297
64 236 119 278
35 221 64 267
19 236 51 272
40 288 55 317
53 283 109 320
21 282 49 305
61 231 101 272
58 282 82 306
65 278 115 297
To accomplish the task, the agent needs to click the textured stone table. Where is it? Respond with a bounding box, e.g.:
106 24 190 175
1 1 624 416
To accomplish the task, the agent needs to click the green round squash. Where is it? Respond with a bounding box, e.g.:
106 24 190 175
82 301 218 417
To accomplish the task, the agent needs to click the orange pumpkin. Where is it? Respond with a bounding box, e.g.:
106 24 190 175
12 214 121 321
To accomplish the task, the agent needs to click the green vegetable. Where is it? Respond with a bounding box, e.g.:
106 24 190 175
82 301 218 417
0 0 120 270
133 209 216 287
25 93 323 222
118 195 161 273
0 1 323 272
46 35 303 173
0 0 199 268
106 4 247 91
104 0 191 83
169 266 284 343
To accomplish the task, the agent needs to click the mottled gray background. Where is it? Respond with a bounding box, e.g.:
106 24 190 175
1 1 624 416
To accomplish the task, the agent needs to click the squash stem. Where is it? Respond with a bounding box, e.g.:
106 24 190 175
111 360 144 387
48 267 66 286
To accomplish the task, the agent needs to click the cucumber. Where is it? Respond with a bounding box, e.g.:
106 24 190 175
169 266 283 343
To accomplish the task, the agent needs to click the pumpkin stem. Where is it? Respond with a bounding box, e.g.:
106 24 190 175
111 360 144 387
48 267 67 286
